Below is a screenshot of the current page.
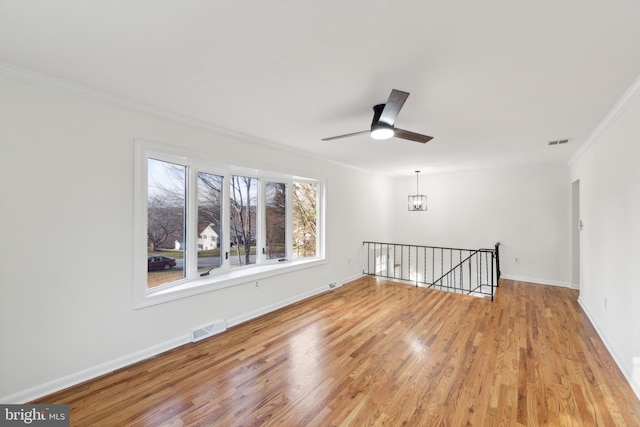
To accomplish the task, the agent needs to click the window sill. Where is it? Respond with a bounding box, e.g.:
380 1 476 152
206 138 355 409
134 258 326 309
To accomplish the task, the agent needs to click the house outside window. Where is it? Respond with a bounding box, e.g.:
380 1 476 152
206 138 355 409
147 158 186 287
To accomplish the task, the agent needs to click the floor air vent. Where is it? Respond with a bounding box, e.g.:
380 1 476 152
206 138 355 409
191 320 227 343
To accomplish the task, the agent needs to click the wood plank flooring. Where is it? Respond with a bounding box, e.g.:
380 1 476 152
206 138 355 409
34 277 640 426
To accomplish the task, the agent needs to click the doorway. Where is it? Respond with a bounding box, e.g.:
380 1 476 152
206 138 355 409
571 179 580 290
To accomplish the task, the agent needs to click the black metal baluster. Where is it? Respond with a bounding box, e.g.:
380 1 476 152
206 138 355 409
361 241 496 301
491 257 494 301
423 246 427 286
385 243 389 278
480 252 484 295
365 242 369 275
434 248 438 288
417 246 420 285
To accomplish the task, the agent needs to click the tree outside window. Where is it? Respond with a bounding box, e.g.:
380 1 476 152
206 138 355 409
229 175 257 267
197 172 223 273
292 182 317 258
147 158 186 287
266 182 286 259
140 143 323 296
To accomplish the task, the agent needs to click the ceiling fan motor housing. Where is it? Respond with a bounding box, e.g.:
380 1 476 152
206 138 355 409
371 104 387 127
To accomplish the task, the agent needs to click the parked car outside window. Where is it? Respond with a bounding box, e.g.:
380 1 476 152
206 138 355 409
148 256 176 271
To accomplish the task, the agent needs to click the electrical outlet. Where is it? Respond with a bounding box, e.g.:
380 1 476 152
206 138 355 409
255 281 259 288
604 297 607 309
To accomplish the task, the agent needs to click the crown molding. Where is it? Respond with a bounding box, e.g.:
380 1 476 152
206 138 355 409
569 73 640 166
0 62 369 173
0 61 265 141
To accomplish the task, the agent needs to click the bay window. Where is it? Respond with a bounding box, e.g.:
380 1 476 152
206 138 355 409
135 140 324 307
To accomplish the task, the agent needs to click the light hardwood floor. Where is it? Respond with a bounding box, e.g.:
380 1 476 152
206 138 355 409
34 277 640 426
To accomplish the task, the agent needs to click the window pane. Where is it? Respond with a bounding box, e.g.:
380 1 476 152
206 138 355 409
147 158 186 287
197 172 223 274
265 182 287 260
230 175 257 267
292 182 317 258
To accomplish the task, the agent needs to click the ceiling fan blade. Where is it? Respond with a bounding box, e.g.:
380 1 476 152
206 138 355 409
321 130 370 141
394 128 434 144
378 89 409 125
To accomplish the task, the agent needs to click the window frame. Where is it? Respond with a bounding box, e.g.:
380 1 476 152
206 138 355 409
261 180 290 264
133 139 325 309
291 180 320 259
228 173 259 269
195 169 225 274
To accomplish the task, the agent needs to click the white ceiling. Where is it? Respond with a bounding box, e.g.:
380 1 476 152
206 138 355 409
2 1 640 176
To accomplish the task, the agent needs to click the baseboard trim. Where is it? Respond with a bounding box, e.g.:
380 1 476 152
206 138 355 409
341 273 365 285
500 274 572 289
2 281 346 404
2 335 190 404
577 298 640 401
227 284 330 327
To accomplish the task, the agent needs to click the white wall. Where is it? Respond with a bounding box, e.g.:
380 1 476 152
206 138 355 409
392 167 572 287
0 71 385 402
4 62 636 402
570 80 640 398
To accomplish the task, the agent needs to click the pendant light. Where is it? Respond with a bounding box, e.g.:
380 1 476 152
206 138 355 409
408 170 427 211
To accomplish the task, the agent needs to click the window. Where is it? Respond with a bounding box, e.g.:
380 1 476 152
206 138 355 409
135 140 325 307
197 171 223 274
147 158 186 287
229 175 257 267
293 182 318 258
265 182 287 260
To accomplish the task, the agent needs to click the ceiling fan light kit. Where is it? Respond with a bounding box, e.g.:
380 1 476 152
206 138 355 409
322 89 434 144
370 123 394 140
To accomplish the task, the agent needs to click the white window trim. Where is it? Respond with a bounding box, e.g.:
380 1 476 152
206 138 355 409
261 180 289 264
133 139 326 309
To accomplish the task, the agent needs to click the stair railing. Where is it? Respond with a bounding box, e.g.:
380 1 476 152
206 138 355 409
362 241 500 300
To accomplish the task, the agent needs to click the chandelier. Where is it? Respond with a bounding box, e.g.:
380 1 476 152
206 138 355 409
408 170 427 211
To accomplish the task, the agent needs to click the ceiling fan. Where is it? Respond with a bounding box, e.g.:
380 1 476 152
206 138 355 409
322 89 433 144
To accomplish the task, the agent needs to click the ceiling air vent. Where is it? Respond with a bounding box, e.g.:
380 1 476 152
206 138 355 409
548 138 571 146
